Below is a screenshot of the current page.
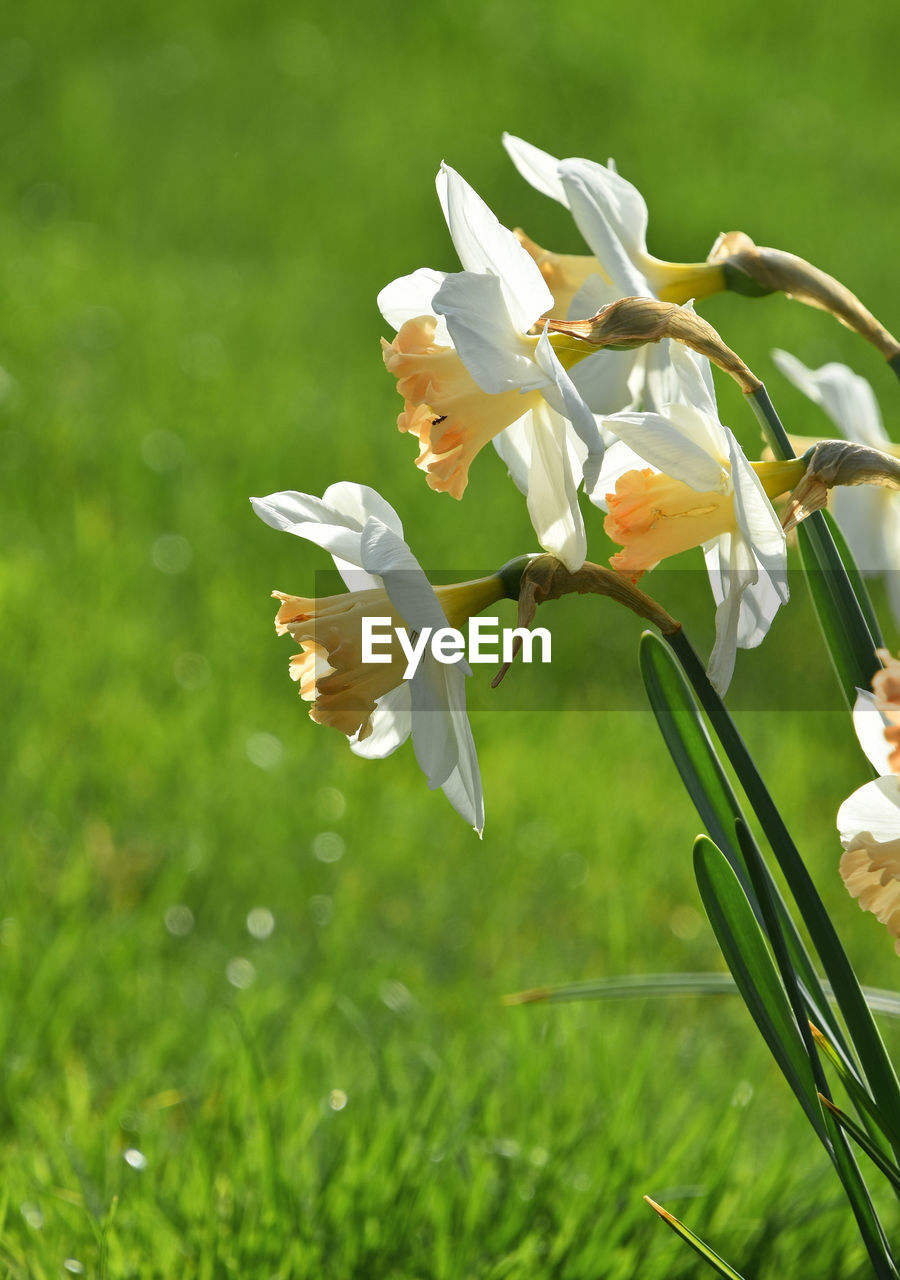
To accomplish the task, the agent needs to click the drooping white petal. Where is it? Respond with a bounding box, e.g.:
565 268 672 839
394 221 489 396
439 667 485 835
408 657 459 791
726 429 788 568
360 519 462 644
534 326 605 490
852 689 895 776
349 684 412 759
436 163 553 333
501 133 569 206
597 408 725 493
492 416 532 496
523 403 586 570
705 532 759 694
378 268 450 343
558 159 652 295
838 775 900 847
771 350 887 449
433 270 540 394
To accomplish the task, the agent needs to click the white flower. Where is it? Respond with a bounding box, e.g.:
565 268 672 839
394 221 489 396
772 349 900 625
593 344 797 693
502 134 724 412
251 482 495 833
379 163 608 572
837 682 900 955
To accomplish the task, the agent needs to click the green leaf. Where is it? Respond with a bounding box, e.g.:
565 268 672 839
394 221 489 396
812 1026 900 1152
666 627 900 1158
695 838 897 1276
821 1095 900 1195
643 1196 747 1279
640 631 853 1060
693 836 824 1137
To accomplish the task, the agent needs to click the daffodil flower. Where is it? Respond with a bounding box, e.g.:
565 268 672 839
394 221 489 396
772 349 900 625
251 482 501 833
593 345 801 693
502 134 726 414
837 675 900 955
379 163 609 571
502 133 725 310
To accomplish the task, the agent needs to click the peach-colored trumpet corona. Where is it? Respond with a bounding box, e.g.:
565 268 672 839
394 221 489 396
604 457 807 579
381 316 543 499
840 839 900 957
273 575 505 741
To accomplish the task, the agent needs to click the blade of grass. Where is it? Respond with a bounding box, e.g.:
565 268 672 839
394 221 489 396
643 1195 747 1279
505 972 900 1018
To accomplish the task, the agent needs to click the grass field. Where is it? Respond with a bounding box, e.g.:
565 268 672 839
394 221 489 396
4 1 900 1274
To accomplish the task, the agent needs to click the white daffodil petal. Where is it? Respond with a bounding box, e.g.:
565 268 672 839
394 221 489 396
501 133 569 206
831 487 896 574
838 775 900 846
322 482 405 537
853 689 895 776
558 159 651 293
640 341 681 414
599 409 725 492
437 164 553 332
525 404 586 570
772 350 887 449
727 431 788 569
666 338 718 419
360 519 458 640
434 270 540 394
492 416 532 496
567 272 622 321
408 659 459 791
735 553 787 649
588 439 653 511
705 532 758 694
440 665 485 835
377 268 450 343
251 493 367 566
570 348 638 419
534 327 605 489
349 684 412 760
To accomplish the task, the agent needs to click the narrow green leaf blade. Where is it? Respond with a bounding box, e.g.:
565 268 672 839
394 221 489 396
693 836 824 1137
643 1196 747 1279
821 1096 900 1195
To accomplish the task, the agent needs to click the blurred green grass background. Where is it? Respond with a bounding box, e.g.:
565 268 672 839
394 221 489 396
3 1 900 1274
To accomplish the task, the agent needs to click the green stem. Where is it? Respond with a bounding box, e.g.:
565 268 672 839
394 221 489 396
748 384 880 704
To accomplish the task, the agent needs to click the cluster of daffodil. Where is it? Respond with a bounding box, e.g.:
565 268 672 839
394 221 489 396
254 132 900 843
253 135 900 1271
